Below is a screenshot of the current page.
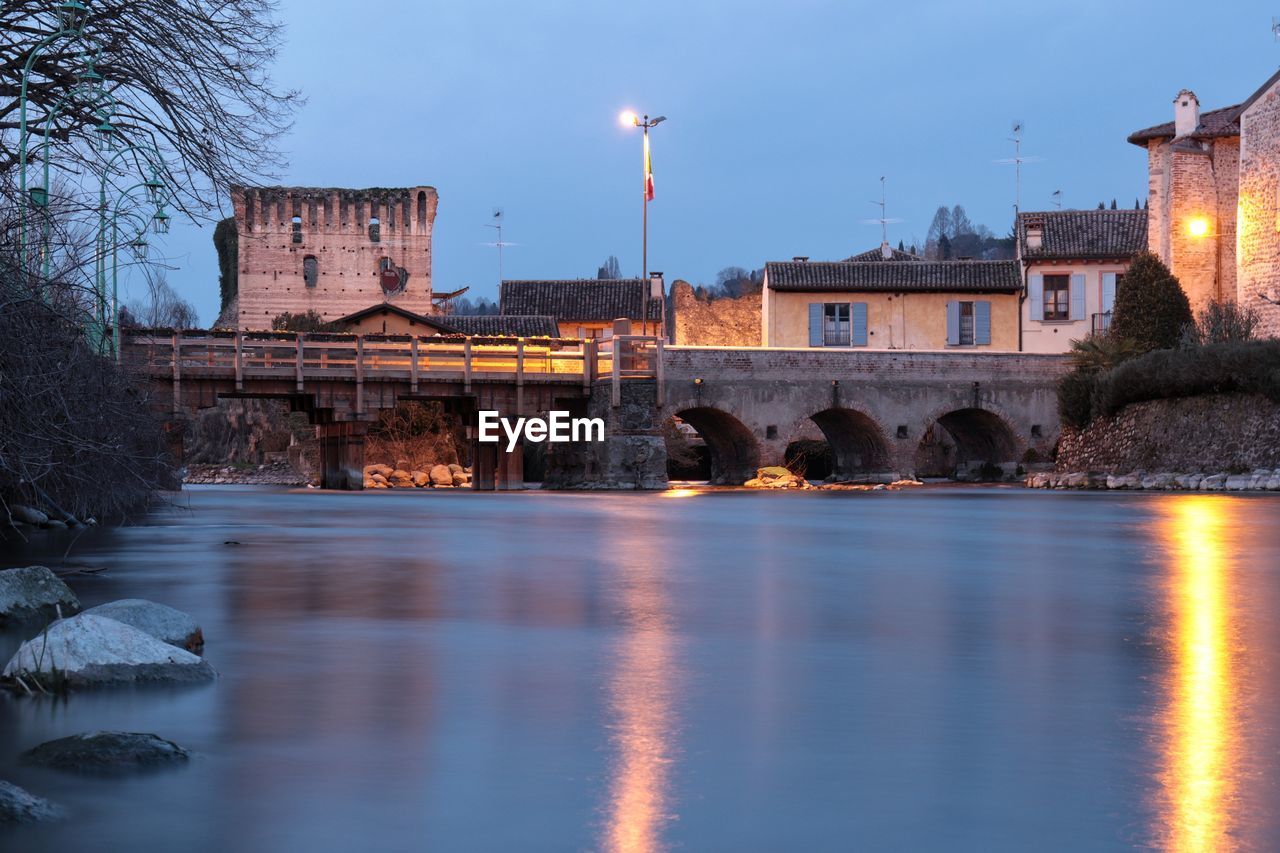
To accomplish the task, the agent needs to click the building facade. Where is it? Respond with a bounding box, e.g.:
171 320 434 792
231 185 439 330
499 279 664 339
761 252 1022 350
1016 209 1148 353
1130 73 1280 335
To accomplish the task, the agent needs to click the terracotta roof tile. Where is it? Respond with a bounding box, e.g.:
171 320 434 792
500 279 662 322
1016 209 1148 260
765 260 1021 293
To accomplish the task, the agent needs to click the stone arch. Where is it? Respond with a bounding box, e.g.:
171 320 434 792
674 406 759 485
915 407 1020 480
808 407 891 480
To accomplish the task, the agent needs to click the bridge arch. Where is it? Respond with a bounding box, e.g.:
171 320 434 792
807 407 891 480
674 406 760 485
915 406 1021 480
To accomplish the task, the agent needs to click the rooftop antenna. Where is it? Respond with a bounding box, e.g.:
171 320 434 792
480 207 517 285
1272 16 1280 39
1051 189 1062 210
995 121 1043 214
859 176 903 244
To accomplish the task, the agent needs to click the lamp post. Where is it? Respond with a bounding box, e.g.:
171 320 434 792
106 181 168 359
17 0 93 271
97 143 166 348
620 110 665 335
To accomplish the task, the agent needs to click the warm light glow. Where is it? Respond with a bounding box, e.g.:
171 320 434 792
659 488 698 499
619 110 638 127
1188 217 1210 238
1155 497 1240 851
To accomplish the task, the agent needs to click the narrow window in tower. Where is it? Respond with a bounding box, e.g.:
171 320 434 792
303 255 318 288
291 216 303 245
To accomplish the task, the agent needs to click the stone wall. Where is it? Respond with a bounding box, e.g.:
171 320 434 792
1238 79 1280 338
542 381 667 490
233 186 439 330
670 281 761 346
1055 393 1280 474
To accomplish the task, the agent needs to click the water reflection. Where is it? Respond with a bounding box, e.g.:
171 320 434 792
1156 497 1241 851
601 511 681 853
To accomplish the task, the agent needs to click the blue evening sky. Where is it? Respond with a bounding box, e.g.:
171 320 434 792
154 0 1280 323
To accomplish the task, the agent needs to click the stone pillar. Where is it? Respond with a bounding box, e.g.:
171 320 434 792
471 439 497 491
542 380 668 490
315 421 367 490
496 441 524 491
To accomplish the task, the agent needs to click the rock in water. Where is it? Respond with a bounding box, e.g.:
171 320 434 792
7 505 48 526
430 464 453 487
0 566 80 625
0 780 64 824
412 470 430 487
21 732 190 776
82 600 204 654
3 614 215 688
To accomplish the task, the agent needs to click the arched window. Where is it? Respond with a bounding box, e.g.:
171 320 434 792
416 191 427 230
303 255 318 288
368 216 381 243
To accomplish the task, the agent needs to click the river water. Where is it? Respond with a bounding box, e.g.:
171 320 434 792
2 486 1279 851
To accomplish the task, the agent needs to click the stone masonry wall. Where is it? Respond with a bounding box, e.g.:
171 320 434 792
1238 80 1280 338
233 186 439 330
670 280 761 346
1056 393 1280 474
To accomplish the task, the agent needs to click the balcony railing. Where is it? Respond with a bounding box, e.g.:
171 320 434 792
1091 312 1112 336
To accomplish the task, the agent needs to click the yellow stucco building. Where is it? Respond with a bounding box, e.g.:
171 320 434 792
761 246 1022 350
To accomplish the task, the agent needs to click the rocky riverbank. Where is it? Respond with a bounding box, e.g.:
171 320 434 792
1026 469 1280 491
183 460 310 486
742 466 923 491
363 463 471 489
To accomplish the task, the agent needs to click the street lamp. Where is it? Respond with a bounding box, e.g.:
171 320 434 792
106 181 169 358
620 110 666 335
17 0 94 271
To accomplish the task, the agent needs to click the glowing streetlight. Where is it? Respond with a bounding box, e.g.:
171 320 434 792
1188 217 1210 238
620 110 667 335
619 110 638 127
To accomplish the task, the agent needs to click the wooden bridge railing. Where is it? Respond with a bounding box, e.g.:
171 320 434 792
121 329 664 410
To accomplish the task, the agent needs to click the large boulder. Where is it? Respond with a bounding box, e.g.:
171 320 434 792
0 780 64 824
6 505 48 526
21 732 190 776
81 600 204 654
3 614 215 689
0 566 80 625
430 464 453 487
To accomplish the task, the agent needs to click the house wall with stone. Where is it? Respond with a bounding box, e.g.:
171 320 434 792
233 186 438 330
1238 80 1280 338
1148 139 1238 312
670 280 761 346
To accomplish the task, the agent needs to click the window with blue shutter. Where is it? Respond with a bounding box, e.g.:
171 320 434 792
1028 274 1043 321
1101 272 1117 313
851 302 868 346
946 301 961 346
1069 273 1086 321
808 303 823 347
974 300 991 345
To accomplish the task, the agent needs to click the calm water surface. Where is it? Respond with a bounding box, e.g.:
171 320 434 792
2 486 1279 852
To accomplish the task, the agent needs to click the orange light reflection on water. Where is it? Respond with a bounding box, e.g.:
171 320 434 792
1157 497 1241 852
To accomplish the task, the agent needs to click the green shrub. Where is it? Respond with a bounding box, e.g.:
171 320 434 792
1091 339 1280 419
1110 252 1193 351
1057 369 1097 429
1183 297 1260 347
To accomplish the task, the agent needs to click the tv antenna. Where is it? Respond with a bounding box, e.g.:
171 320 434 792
859 176 903 244
995 121 1043 214
1051 189 1062 210
480 207 517 284
1272 17 1280 40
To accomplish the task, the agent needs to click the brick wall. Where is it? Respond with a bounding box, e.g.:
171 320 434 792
670 280 761 346
234 186 439 330
1238 81 1280 338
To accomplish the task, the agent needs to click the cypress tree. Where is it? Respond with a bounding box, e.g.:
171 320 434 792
1110 252 1193 351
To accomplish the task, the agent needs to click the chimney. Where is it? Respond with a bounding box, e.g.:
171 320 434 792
880 241 892 259
1024 214 1045 251
1174 89 1200 138
792 256 809 263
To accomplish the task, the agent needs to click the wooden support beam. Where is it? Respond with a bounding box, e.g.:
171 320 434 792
410 337 419 394
171 331 181 414
234 329 243 392
655 338 665 407
516 338 525 415
611 338 621 407
295 333 304 392
463 338 473 394
355 335 365 415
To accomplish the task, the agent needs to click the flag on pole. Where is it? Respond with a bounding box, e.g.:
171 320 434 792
644 131 655 201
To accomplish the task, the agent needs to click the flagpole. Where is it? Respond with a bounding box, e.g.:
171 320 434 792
642 123 649 336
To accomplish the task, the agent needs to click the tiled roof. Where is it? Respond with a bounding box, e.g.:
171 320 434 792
500 279 663 321
1016 209 1148 260
843 244 924 262
1127 104 1243 145
765 260 1021 293
439 314 560 337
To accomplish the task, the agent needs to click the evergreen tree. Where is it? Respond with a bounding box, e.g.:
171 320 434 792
597 255 621 279
1110 252 1193 351
938 234 952 260
897 239 905 252
1110 199 1117 210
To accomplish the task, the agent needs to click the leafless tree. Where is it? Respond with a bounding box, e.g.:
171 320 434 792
125 268 198 328
1 0 301 221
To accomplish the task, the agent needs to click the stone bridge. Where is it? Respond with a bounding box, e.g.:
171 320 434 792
656 347 1070 483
